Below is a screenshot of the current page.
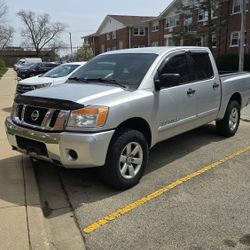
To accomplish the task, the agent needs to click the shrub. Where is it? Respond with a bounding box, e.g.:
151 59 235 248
216 54 250 72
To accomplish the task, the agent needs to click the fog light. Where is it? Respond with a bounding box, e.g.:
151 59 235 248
68 150 78 161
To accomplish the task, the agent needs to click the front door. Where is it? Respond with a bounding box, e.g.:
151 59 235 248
155 52 198 142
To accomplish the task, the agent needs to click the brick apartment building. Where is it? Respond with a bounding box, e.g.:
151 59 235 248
84 15 153 56
84 0 250 58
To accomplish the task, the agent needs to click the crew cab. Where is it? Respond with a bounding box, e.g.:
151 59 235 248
5 47 250 189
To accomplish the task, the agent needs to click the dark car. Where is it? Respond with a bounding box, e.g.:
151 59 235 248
17 62 60 79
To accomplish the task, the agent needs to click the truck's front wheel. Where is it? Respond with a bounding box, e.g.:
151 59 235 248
99 129 149 190
216 100 240 137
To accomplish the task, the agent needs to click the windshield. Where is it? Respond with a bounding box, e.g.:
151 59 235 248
43 64 80 78
22 63 36 69
69 53 158 89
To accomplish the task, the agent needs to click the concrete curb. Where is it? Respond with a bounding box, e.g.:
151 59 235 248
241 115 250 122
22 156 50 249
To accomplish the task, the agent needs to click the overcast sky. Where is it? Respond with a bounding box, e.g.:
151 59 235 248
7 0 171 52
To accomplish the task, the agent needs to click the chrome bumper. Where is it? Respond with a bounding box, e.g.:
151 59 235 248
5 117 115 168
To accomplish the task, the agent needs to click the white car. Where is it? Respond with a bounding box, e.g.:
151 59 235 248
16 62 87 95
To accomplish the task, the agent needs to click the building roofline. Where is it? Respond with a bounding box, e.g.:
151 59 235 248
143 0 180 23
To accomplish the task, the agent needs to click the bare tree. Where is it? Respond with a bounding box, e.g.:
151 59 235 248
17 10 66 56
0 0 7 21
0 26 14 50
0 0 14 50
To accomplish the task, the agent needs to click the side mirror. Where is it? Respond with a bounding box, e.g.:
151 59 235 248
155 73 182 91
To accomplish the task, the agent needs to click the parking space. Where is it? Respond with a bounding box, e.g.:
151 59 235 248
34 121 250 250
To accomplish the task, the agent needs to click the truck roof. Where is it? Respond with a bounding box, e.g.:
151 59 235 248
102 46 210 56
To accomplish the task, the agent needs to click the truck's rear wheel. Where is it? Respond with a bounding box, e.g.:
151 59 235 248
216 100 240 137
99 128 148 190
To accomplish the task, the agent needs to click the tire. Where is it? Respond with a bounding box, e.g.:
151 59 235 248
216 100 240 137
98 128 149 190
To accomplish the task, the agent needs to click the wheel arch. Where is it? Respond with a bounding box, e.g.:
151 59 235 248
229 92 242 108
114 117 152 147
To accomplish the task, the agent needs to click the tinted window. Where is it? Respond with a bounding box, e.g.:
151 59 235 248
160 54 191 84
190 53 214 81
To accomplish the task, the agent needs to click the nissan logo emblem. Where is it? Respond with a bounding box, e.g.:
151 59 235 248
31 110 40 121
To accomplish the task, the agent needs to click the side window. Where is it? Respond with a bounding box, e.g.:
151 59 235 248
160 54 191 85
190 53 214 81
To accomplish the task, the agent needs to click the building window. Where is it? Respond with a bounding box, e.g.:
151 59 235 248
212 2 219 18
118 41 123 49
232 0 241 13
151 41 159 47
196 36 204 46
112 31 116 40
212 33 217 48
101 44 105 53
152 21 159 32
198 10 208 21
133 27 145 36
165 15 179 28
184 14 192 32
230 31 247 47
165 36 175 46
107 33 110 40
230 31 240 46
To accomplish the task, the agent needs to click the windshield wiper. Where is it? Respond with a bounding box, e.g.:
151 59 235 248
68 77 89 83
87 78 127 89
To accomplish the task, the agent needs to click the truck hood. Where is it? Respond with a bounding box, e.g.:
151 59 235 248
23 83 125 105
19 76 67 85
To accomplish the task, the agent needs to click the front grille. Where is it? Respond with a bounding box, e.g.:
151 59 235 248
16 84 35 95
23 106 48 126
13 103 69 131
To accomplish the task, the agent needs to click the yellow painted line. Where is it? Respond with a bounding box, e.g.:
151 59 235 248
83 145 250 234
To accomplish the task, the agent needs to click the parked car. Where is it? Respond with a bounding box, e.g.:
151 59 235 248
16 62 87 95
5 47 250 189
17 62 60 79
14 58 42 71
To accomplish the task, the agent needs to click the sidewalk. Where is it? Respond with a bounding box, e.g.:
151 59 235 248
242 103 250 122
0 69 49 250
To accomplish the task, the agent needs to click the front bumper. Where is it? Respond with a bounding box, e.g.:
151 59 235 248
5 117 115 168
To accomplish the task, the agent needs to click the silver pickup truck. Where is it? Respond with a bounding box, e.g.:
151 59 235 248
5 47 250 189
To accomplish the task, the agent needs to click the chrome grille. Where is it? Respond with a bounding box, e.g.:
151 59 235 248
12 103 70 131
16 84 36 95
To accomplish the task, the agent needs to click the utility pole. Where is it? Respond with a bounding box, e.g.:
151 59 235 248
239 0 247 71
69 32 73 59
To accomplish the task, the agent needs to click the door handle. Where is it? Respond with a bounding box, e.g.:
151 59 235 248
187 88 196 95
213 83 220 89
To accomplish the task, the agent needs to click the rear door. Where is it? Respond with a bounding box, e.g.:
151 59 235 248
188 51 221 125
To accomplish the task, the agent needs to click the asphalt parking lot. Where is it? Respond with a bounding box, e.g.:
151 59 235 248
34 120 250 250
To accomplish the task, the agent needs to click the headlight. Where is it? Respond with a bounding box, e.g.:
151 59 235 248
35 83 52 89
67 106 109 128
